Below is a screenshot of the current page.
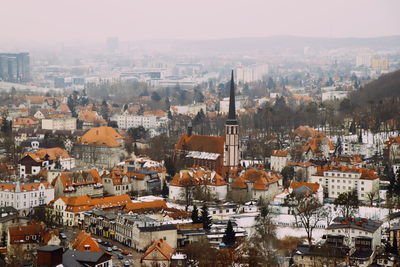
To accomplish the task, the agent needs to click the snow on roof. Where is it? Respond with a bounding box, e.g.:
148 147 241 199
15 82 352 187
185 151 220 160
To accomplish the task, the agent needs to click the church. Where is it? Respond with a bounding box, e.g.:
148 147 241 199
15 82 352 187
174 71 240 176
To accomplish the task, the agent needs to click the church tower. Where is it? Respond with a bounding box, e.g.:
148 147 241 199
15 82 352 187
223 70 239 169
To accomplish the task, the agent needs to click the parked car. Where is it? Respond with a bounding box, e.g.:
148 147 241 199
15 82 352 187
121 250 130 256
123 261 130 266
59 233 67 239
117 254 123 260
106 247 112 252
103 241 111 247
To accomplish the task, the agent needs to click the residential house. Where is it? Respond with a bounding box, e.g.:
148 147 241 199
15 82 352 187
12 117 39 131
8 223 45 261
78 110 107 130
0 206 29 247
72 126 126 168
301 135 334 160
19 147 75 178
274 181 323 205
141 239 175 267
292 244 349 267
270 150 290 172
169 168 228 202
37 245 113 267
69 230 103 252
42 117 77 131
309 165 380 201
51 169 103 198
384 137 400 164
230 169 282 202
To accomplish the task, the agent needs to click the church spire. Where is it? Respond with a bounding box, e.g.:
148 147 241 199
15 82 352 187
227 70 237 125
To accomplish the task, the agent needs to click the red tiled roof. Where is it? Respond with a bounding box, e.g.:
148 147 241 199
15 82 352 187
9 223 44 244
169 168 227 187
142 239 175 261
176 134 225 155
78 127 123 147
315 165 379 180
124 200 167 212
272 150 288 157
290 181 320 193
70 230 103 252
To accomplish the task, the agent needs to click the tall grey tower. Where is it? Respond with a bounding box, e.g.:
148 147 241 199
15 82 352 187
223 70 239 168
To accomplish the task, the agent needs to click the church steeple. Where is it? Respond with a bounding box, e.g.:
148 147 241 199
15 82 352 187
226 70 237 125
224 70 240 169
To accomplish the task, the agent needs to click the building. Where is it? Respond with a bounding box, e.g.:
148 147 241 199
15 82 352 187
309 166 380 201
170 103 207 117
270 150 290 172
235 64 268 83
371 57 389 71
141 239 175 267
0 53 30 82
78 110 107 130
292 244 349 267
0 207 29 247
41 117 77 131
321 91 349 102
219 95 247 114
51 169 103 198
12 117 39 131
48 194 131 226
301 135 334 160
356 54 372 67
169 168 228 202
117 114 168 130
384 137 400 164
69 230 103 252
72 126 126 168
8 223 45 261
230 169 282 202
18 147 75 178
0 181 54 213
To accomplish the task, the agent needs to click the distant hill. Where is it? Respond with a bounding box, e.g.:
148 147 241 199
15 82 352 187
350 69 400 104
136 35 400 54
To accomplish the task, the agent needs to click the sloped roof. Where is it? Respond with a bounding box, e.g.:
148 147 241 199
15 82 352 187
271 150 289 157
78 126 123 147
143 110 167 117
13 117 39 126
142 239 175 261
169 168 227 187
290 181 320 193
24 147 71 161
315 165 379 180
176 134 225 155
70 230 103 253
9 223 44 244
0 182 52 192
50 194 131 212
292 126 324 139
302 135 334 153
53 169 102 192
78 110 106 124
124 200 167 212
231 169 282 190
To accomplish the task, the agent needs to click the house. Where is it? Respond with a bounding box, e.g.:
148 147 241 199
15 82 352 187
141 239 175 267
134 224 178 252
292 244 349 267
0 206 29 247
70 230 103 252
270 150 290 172
18 147 75 178
51 169 103 198
274 181 323 205
48 194 131 226
301 135 334 160
309 165 380 201
101 170 134 196
37 245 113 267
326 217 383 250
0 181 54 214
291 126 324 144
389 224 400 252
8 223 45 261
230 169 282 202
78 110 107 130
169 168 228 202
12 117 39 131
72 126 126 168
384 137 400 164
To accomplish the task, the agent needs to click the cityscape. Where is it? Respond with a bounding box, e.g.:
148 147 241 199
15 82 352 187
0 0 400 266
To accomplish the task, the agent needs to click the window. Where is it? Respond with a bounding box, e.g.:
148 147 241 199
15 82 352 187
361 181 364 185
361 188 364 191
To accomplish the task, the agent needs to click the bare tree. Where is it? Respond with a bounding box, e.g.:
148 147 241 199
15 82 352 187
288 194 327 246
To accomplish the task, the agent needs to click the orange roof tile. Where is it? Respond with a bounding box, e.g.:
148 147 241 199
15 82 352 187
50 194 131 212
292 126 325 139
290 181 320 193
169 168 227 187
78 126 124 147
70 230 103 252
9 223 44 244
124 200 167 212
142 239 175 261
176 134 225 155
143 110 167 117
272 150 289 157
315 165 379 180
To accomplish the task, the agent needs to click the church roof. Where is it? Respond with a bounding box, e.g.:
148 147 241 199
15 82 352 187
226 70 238 125
176 134 225 155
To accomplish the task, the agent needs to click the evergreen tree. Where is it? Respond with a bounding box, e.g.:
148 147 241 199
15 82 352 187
191 205 200 224
162 180 169 198
151 91 161 102
201 204 212 230
222 220 236 246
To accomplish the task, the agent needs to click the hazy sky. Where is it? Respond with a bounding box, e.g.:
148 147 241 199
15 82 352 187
1 0 399 43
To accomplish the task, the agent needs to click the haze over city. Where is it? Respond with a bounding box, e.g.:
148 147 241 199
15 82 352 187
0 1 400 266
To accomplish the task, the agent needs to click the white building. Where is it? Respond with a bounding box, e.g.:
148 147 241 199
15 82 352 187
41 117 77 131
170 103 207 116
321 91 349 102
309 166 380 201
0 181 54 212
219 96 247 114
117 115 168 130
270 150 290 172
356 54 372 67
235 64 268 83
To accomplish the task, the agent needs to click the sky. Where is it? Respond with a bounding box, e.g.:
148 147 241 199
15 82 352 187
1 0 399 43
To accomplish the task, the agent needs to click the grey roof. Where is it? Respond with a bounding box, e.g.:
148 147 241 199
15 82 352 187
37 245 63 252
391 224 400 231
62 250 109 266
350 249 373 260
327 217 383 233
294 244 349 258
139 224 177 232
0 206 17 214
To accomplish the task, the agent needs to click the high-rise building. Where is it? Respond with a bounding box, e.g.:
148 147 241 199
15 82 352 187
355 54 372 67
0 53 30 82
235 64 268 83
371 58 389 71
